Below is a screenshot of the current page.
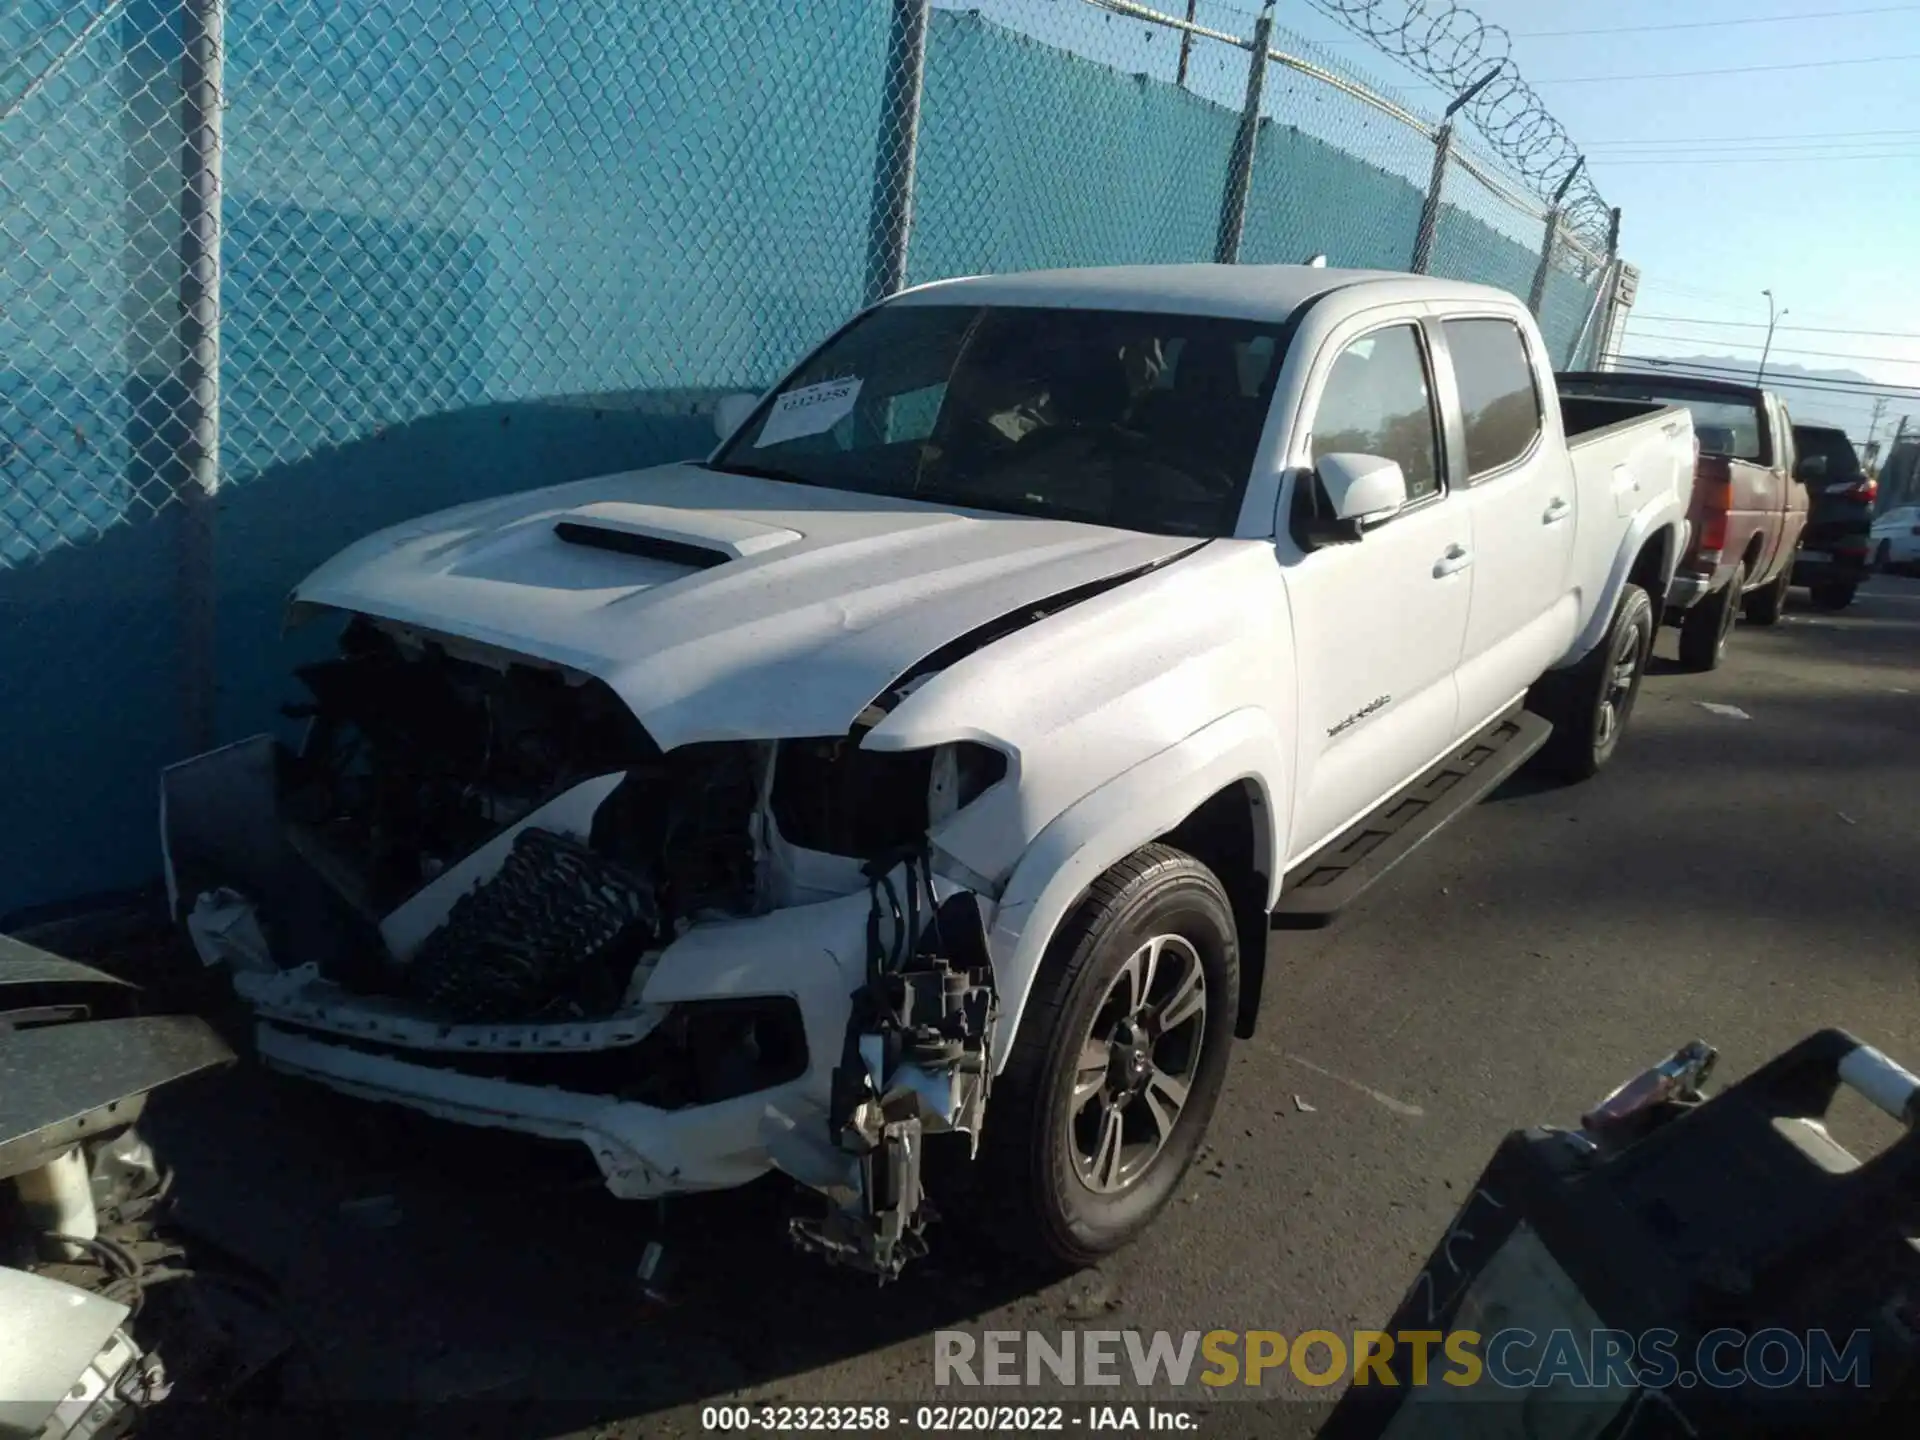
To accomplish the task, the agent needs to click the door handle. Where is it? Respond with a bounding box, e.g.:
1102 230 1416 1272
1433 544 1473 578
1543 498 1572 525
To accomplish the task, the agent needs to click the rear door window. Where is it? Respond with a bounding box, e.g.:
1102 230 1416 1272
1441 318 1542 479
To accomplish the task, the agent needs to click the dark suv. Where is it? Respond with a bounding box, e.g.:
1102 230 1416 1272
1790 423 1876 610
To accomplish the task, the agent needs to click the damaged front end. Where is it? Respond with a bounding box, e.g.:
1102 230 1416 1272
162 616 1008 1277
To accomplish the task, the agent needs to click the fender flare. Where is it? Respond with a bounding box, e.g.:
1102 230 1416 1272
1560 499 1687 666
981 707 1287 1071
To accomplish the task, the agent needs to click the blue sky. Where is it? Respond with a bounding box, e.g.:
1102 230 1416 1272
1284 0 1920 442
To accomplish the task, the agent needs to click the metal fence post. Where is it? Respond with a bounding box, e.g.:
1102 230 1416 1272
1411 69 1499 275
1565 258 1615 369
1214 2 1274 265
864 0 932 305
177 0 225 754
1410 124 1451 275
1528 156 1584 318
1580 206 1626 368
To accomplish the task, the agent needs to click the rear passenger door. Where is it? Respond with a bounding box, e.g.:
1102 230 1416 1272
1435 315 1578 731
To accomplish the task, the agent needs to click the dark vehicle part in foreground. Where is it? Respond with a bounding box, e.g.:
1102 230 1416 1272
1322 1031 1920 1438
1790 424 1876 612
0 937 302 1439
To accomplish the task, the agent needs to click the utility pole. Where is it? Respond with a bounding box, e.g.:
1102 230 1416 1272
1884 415 1912 506
1865 395 1889 453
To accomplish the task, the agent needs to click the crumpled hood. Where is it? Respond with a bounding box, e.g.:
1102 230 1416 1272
293 463 1201 748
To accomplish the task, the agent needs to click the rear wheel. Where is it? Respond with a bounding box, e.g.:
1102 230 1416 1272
1679 561 1746 672
1809 582 1857 612
968 845 1238 1269
1528 583 1655 782
1742 562 1791 626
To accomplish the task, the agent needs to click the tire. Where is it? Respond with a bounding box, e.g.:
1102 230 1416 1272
1809 582 1857 612
1742 562 1791 626
1678 561 1746 672
1876 540 1893 573
1527 583 1655 782
967 844 1239 1269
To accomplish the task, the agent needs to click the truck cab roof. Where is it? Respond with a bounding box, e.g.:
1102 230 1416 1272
892 263 1527 324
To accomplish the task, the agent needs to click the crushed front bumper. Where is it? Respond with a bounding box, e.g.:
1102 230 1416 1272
220 878 917 1201
253 1022 830 1198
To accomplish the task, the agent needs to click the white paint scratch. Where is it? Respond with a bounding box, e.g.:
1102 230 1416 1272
1285 1054 1425 1117
1697 702 1751 720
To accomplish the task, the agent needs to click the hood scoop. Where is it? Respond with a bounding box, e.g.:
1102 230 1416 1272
552 500 804 570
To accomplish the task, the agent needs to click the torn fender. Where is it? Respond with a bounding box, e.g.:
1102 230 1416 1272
979 707 1287 1070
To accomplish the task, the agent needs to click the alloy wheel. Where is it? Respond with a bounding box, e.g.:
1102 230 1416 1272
1069 934 1209 1195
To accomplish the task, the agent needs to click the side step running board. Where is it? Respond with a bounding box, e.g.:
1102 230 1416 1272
1271 707 1553 928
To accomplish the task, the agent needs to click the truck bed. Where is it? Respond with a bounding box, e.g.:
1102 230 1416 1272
1558 396 1696 639
1561 393 1677 447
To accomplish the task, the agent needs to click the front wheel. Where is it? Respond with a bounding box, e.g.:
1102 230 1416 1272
969 845 1239 1269
1678 561 1746 672
1527 583 1655 782
1876 540 1894 573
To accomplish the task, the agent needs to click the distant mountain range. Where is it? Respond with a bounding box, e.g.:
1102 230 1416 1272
1610 354 1891 441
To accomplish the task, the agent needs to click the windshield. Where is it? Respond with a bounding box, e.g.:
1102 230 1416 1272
712 304 1292 537
1561 377 1768 463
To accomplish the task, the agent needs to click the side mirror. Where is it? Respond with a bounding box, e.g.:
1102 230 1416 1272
1320 453 1409 522
1294 454 1409 550
1794 454 1828 483
713 393 758 446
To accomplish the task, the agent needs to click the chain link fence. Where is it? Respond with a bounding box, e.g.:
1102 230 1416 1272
1 0 1627 916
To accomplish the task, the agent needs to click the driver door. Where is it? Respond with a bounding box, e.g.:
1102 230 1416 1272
1282 317 1473 865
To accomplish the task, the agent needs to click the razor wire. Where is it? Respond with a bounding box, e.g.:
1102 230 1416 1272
1298 0 1613 252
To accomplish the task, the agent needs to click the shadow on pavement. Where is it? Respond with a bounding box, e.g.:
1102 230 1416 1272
139 1055 1057 1438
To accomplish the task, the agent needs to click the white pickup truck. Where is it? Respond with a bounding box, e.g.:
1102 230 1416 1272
162 265 1693 1276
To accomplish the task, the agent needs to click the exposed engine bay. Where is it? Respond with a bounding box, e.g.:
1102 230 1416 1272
162 614 1009 1277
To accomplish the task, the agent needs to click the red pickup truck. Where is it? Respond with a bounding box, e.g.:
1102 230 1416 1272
1560 372 1808 670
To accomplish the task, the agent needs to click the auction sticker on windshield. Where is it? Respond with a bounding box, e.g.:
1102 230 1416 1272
756 377 863 447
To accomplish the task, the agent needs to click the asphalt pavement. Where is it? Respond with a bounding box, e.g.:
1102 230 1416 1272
130 575 1920 1438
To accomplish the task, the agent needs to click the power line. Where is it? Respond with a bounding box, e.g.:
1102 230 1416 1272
1605 350 1920 385
1627 277 1907 332
1588 138 1920 155
1529 52 1920 83
1597 367 1920 407
1601 355 1920 397
1510 4 1920 38
1596 152 1920 165
1632 315 1920 340
1624 330 1920 367
1584 127 1920 148
1629 281 1886 331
